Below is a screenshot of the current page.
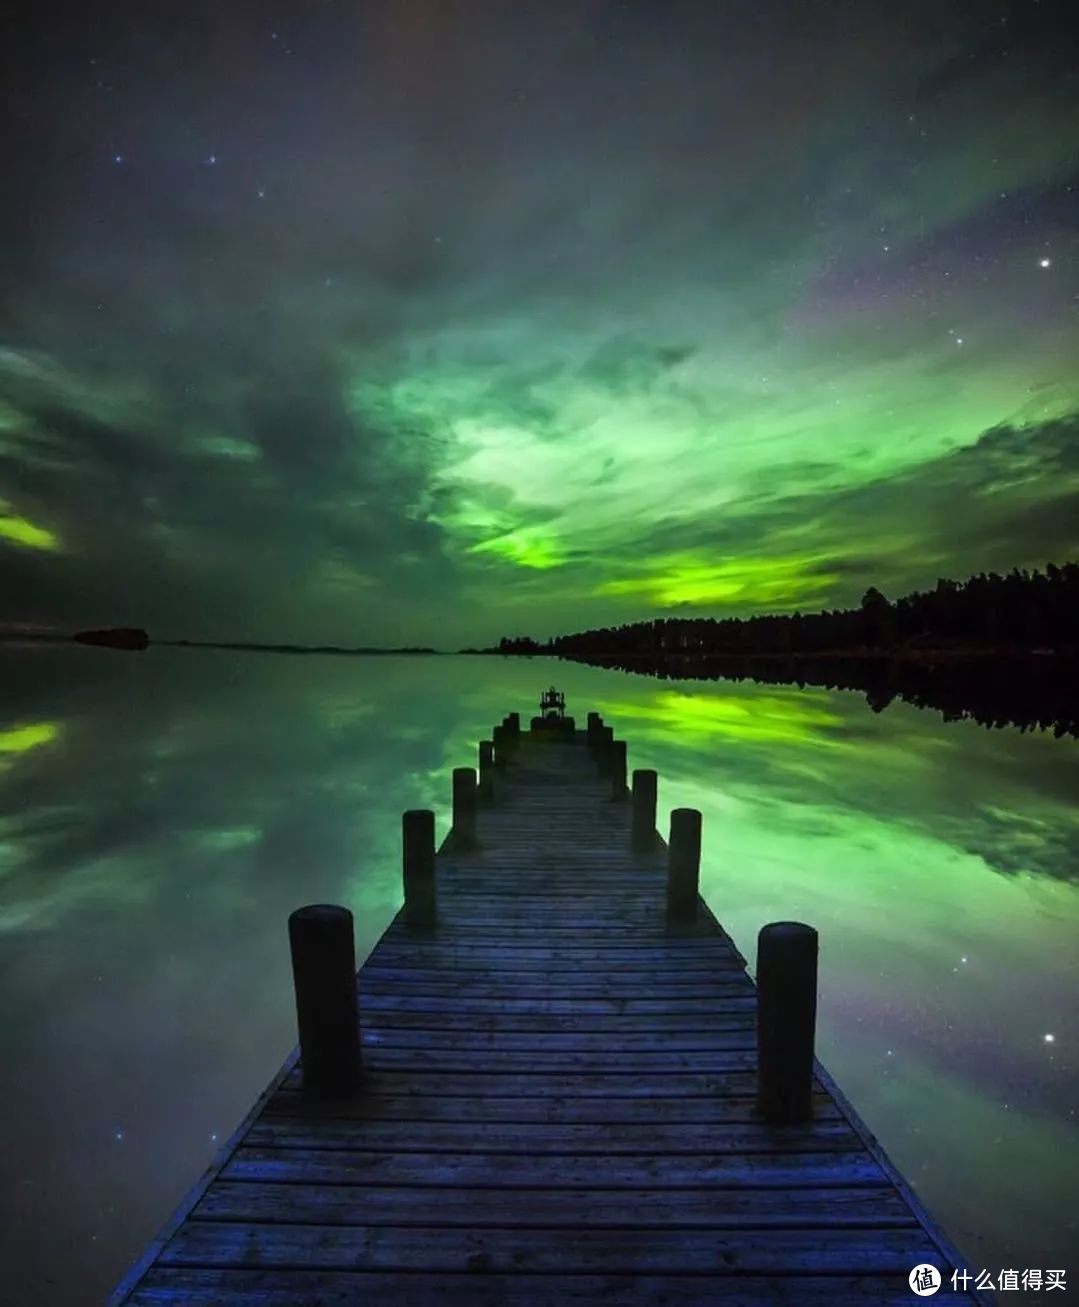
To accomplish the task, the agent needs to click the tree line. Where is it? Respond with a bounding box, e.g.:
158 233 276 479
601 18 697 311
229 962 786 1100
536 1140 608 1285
495 561 1079 658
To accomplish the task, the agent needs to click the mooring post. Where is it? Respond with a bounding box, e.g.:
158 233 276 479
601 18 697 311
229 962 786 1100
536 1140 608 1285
507 711 520 737
631 768 658 851
756 922 818 1123
402 809 436 928
451 767 478 847
562 714 576 742
288 904 362 1093
492 723 509 768
586 711 601 748
594 724 614 773
610 738 628 799
666 807 701 922
478 740 494 801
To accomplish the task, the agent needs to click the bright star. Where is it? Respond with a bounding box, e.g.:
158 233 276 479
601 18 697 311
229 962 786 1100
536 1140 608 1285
1039 257 1052 268
113 154 123 164
257 188 265 198
206 153 217 165
1044 1033 1055 1043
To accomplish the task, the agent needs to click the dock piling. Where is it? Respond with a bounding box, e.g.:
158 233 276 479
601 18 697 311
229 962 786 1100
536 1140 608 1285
666 807 702 922
631 768 658 851
287 904 362 1093
594 724 615 773
451 767 479 847
492 724 509 768
610 739 628 799
402 809 437 928
478 740 494 801
756 922 819 1123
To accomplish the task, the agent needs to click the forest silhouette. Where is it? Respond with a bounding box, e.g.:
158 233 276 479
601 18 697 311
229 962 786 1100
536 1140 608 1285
492 563 1079 739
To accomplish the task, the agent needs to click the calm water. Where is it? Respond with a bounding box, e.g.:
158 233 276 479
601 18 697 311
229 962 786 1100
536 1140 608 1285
1 647 1076 1303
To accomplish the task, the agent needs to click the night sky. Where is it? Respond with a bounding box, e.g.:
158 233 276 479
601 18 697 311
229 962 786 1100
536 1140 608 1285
2 0 1078 648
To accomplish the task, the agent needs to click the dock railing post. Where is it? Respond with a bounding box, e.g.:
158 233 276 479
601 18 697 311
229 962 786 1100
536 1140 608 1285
631 768 657 850
507 712 520 737
288 904 362 1093
756 922 818 1123
402 809 437 928
492 724 509 768
610 739 627 799
452 766 479 847
478 740 494 802
562 714 576 742
586 712 601 749
666 807 701 922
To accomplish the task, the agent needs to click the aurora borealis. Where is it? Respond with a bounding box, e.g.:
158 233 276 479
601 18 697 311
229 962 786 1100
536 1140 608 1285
2 1 1078 645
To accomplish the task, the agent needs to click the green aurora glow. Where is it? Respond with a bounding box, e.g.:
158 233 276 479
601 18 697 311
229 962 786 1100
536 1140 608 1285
1 2 1078 644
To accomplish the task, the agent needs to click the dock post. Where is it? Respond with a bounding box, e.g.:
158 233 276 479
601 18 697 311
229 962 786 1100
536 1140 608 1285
499 716 517 756
562 714 576 742
402 809 437 928
666 808 701 922
452 767 478 847
631 769 657 851
756 922 818 1123
586 712 601 749
492 724 509 767
288 904 362 1093
507 712 520 737
594 724 614 773
478 740 494 802
610 739 627 799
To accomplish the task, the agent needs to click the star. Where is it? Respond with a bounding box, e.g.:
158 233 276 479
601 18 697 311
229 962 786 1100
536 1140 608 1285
257 188 266 198
1044 1033 1056 1043
205 153 218 165
113 154 124 164
1039 257 1052 268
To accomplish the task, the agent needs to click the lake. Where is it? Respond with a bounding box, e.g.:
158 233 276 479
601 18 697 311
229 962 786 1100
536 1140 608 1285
1 646 1076 1302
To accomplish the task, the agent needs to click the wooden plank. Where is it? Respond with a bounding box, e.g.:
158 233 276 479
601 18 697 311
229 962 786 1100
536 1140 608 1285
243 1117 861 1154
223 1147 889 1187
264 1090 841 1122
355 1028 760 1052
357 992 757 1012
355 1009 757 1031
358 962 750 982
193 1181 917 1227
323 1047 763 1071
124 1269 980 1306
158 1221 950 1275
278 1068 793 1097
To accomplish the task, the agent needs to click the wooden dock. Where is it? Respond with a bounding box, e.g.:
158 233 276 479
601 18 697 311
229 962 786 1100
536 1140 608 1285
110 707 986 1305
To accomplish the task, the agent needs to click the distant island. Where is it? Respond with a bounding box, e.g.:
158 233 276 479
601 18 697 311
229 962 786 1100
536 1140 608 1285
157 639 440 656
0 628 439 655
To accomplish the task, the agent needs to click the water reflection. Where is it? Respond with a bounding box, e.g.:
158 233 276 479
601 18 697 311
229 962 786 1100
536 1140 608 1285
0 647 1076 1302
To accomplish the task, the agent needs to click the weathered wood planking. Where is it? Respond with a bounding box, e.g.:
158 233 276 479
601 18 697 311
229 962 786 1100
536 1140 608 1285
110 721 986 1305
